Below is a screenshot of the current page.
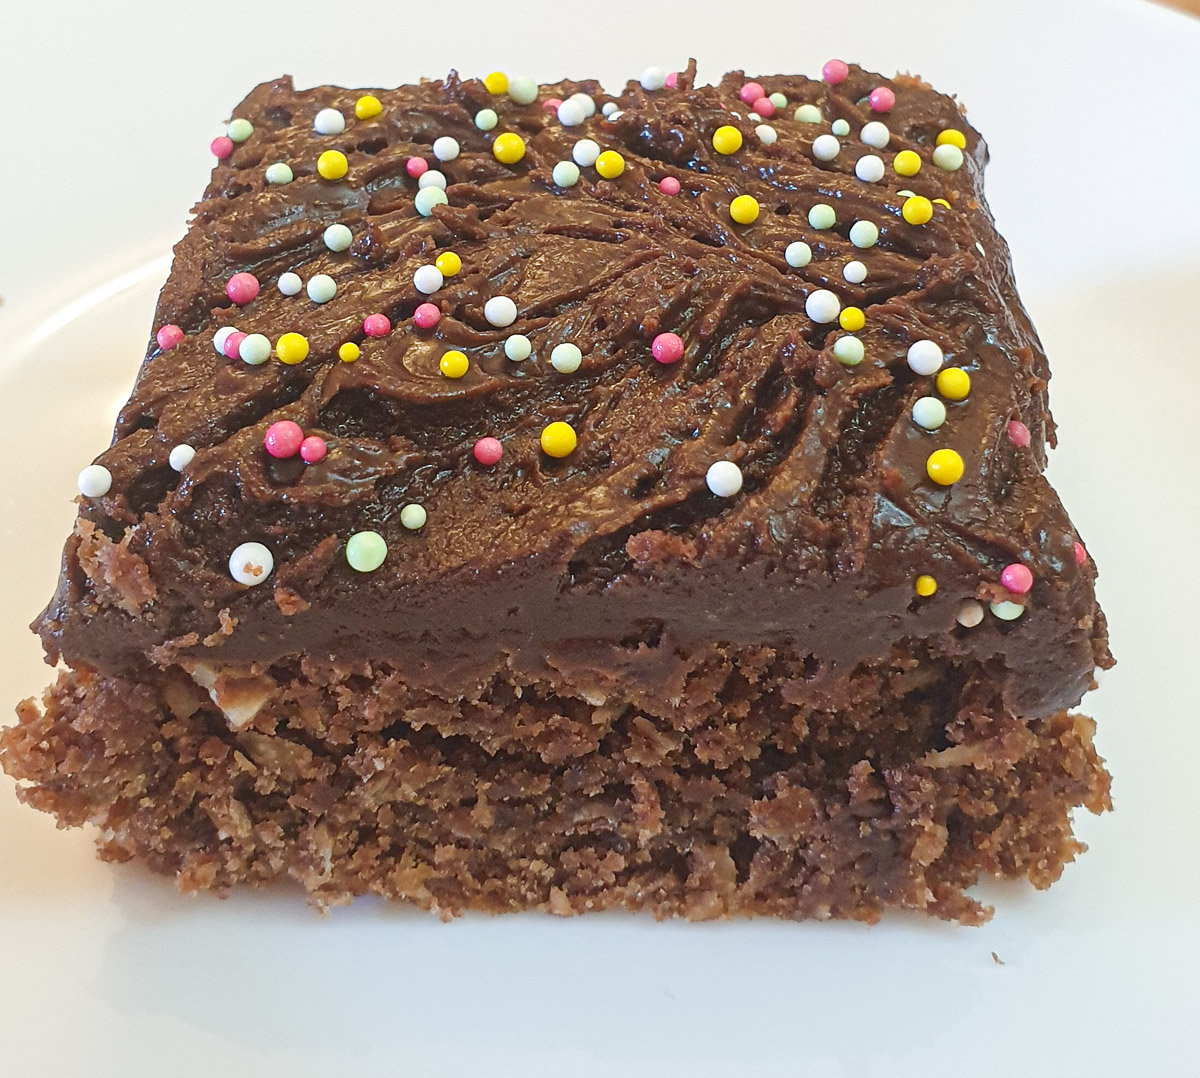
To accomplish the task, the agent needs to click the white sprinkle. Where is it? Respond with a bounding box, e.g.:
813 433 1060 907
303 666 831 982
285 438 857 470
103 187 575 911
831 118 850 136
212 325 237 353
573 138 601 167
238 333 271 365
601 102 620 118
567 92 597 118
785 241 812 268
484 296 518 328
414 187 448 216
432 136 460 162
812 134 840 161
793 104 822 123
748 113 762 123
229 542 273 586
323 223 353 251
550 342 583 373
855 154 886 182
265 162 293 184
975 241 986 256
860 121 890 149
557 98 588 126
552 160 581 187
169 444 196 471
755 124 777 145
990 599 1026 621
313 108 345 135
475 108 499 131
277 273 302 297
849 220 880 249
413 265 444 294
504 334 532 361
306 274 337 303
907 340 944 376
912 396 947 430
897 189 916 198
808 203 836 230
508 76 538 105
956 600 984 628
77 464 112 498
418 169 447 190
706 460 743 498
805 289 841 323
606 110 625 122
843 260 868 284
932 143 964 171
400 503 427 530
640 66 667 91
833 336 865 366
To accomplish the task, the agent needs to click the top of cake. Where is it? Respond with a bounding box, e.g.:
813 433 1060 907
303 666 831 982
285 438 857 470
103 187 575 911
43 61 1109 717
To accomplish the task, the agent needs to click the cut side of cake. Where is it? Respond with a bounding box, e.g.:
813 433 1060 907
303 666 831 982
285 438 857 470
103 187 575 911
1 61 1111 923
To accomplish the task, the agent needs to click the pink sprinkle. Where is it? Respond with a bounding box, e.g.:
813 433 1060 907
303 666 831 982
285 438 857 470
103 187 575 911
739 82 765 105
264 420 304 459
222 331 247 360
211 136 234 159
1007 420 1031 448
156 324 184 351
473 437 503 466
225 272 260 306
822 59 849 85
1001 563 1034 595
1073 541 1087 566
651 332 684 364
665 72 678 89
543 98 562 110
659 176 680 196
363 313 391 336
299 435 328 464
752 96 775 118
868 86 896 112
413 302 441 330
406 157 429 178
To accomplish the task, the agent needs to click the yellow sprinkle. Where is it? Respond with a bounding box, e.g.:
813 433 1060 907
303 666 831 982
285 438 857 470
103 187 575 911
338 342 360 363
936 367 971 401
915 574 938 597
440 349 469 379
932 197 951 209
926 448 964 486
484 71 509 95
936 128 966 149
355 95 383 120
839 306 865 332
893 149 922 177
595 150 625 179
435 251 462 276
317 150 349 180
275 333 310 365
712 125 744 155
902 195 934 225
540 421 577 458
492 132 526 164
729 194 759 225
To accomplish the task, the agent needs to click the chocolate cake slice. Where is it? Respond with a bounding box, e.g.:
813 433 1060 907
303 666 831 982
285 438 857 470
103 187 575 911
2 62 1111 923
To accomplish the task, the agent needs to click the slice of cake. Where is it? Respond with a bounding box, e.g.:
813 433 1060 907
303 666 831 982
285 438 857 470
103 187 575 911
1 61 1111 923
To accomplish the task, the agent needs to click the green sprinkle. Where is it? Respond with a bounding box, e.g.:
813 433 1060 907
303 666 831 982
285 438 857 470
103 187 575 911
265 162 293 184
768 92 788 110
833 336 865 366
227 118 254 143
346 530 387 572
808 203 836 230
400 504 427 531
793 104 822 124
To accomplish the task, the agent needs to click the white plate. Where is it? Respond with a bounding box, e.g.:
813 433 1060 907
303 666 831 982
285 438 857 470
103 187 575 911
2 1 1199 1074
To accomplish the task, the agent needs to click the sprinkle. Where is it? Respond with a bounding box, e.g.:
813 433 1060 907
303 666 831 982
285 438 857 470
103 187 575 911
785 241 813 268
1001 563 1034 594
849 221 880 250
855 154 885 182
493 132 526 164
912 396 947 430
752 96 776 118
475 108 499 131
168 444 195 471
306 274 337 304
729 194 759 224
712 125 744 155
415 187 448 215
317 150 348 180
314 108 345 135
932 144 964 171
278 273 302 296
1074 541 1087 565
808 203 836 229
211 136 234 159
433 136 460 162
1008 420 1031 447
275 333 309 365
300 436 327 464
227 118 254 143
323 223 353 251
831 118 850 137
706 460 743 497
767 92 787 110
226 272 259 305
833 336 865 366
601 102 620 118
860 121 890 149
956 600 984 628
902 195 934 225
740 81 765 104
572 138 601 166
77 464 112 498
551 342 583 373
907 339 944 375
915 574 938 597
484 296 518 327
484 71 508 95
868 86 896 112
839 306 865 332
229 542 273 586
793 104 822 123
355 95 383 120
504 334 532 361
651 332 684 364
265 162 294 184
406 157 429 178
474 437 504 466
665 72 679 88
552 160 581 187
363 314 391 337
936 367 971 400
822 59 849 84
805 289 841 323
812 134 840 161
659 175 681 195
595 150 625 178
843 260 868 284
401 503 428 530
433 251 461 278
937 129 967 149
346 531 387 573
264 420 303 458
339 342 361 362
212 326 236 354
640 66 667 91
507 76 538 105
222 331 246 360
418 169 447 190
440 349 469 378
990 599 1025 621
933 198 951 209
567 92 597 118
893 150 922 177
413 265 444 294
926 448 964 486
238 333 272 365
541 421 577 458
157 324 183 351
755 124 777 145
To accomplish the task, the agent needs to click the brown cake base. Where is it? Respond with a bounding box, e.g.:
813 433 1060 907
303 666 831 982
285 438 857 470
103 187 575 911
2 644 1109 923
